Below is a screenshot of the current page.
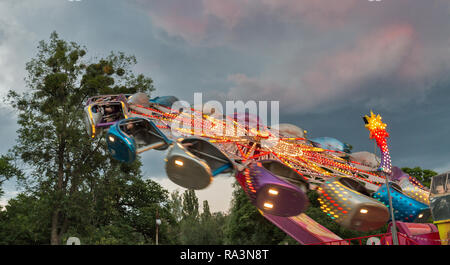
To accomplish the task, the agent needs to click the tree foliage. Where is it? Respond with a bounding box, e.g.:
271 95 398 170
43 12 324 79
182 189 199 220
166 190 227 245
2 31 158 245
0 193 51 244
0 155 23 198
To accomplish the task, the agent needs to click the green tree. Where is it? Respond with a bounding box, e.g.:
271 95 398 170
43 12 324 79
178 189 200 244
63 175 175 245
168 190 183 222
182 189 199 220
4 32 156 245
201 200 211 222
0 155 23 198
170 190 228 245
0 193 51 244
191 200 225 245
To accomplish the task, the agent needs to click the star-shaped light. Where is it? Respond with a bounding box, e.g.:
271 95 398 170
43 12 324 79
363 111 392 173
364 111 387 132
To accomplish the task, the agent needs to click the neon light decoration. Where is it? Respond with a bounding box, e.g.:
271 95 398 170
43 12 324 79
363 111 392 173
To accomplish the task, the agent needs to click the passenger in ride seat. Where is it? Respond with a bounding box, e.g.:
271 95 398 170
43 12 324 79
103 106 116 122
107 105 125 122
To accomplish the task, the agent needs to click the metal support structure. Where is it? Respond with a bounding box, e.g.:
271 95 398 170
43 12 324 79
384 176 399 245
156 208 160 245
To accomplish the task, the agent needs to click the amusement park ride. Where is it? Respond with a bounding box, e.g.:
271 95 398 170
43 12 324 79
84 92 450 245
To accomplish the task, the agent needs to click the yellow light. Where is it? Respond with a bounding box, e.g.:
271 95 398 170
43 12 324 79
364 111 387 132
264 202 274 209
88 107 96 138
418 214 424 219
108 136 115 142
360 209 368 214
174 160 184 166
121 102 128 119
268 189 279 195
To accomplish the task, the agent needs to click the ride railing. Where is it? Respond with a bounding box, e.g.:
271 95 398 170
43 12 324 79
389 233 420 245
308 232 421 245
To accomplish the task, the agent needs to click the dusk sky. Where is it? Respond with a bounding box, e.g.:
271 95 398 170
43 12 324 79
1 0 450 212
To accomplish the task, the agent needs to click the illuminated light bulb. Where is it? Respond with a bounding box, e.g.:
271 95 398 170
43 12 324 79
360 209 368 214
108 136 115 142
268 189 279 196
418 214 424 219
174 160 184 166
263 202 274 209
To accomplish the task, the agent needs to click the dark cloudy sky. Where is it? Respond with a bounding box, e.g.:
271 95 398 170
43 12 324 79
1 0 450 211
